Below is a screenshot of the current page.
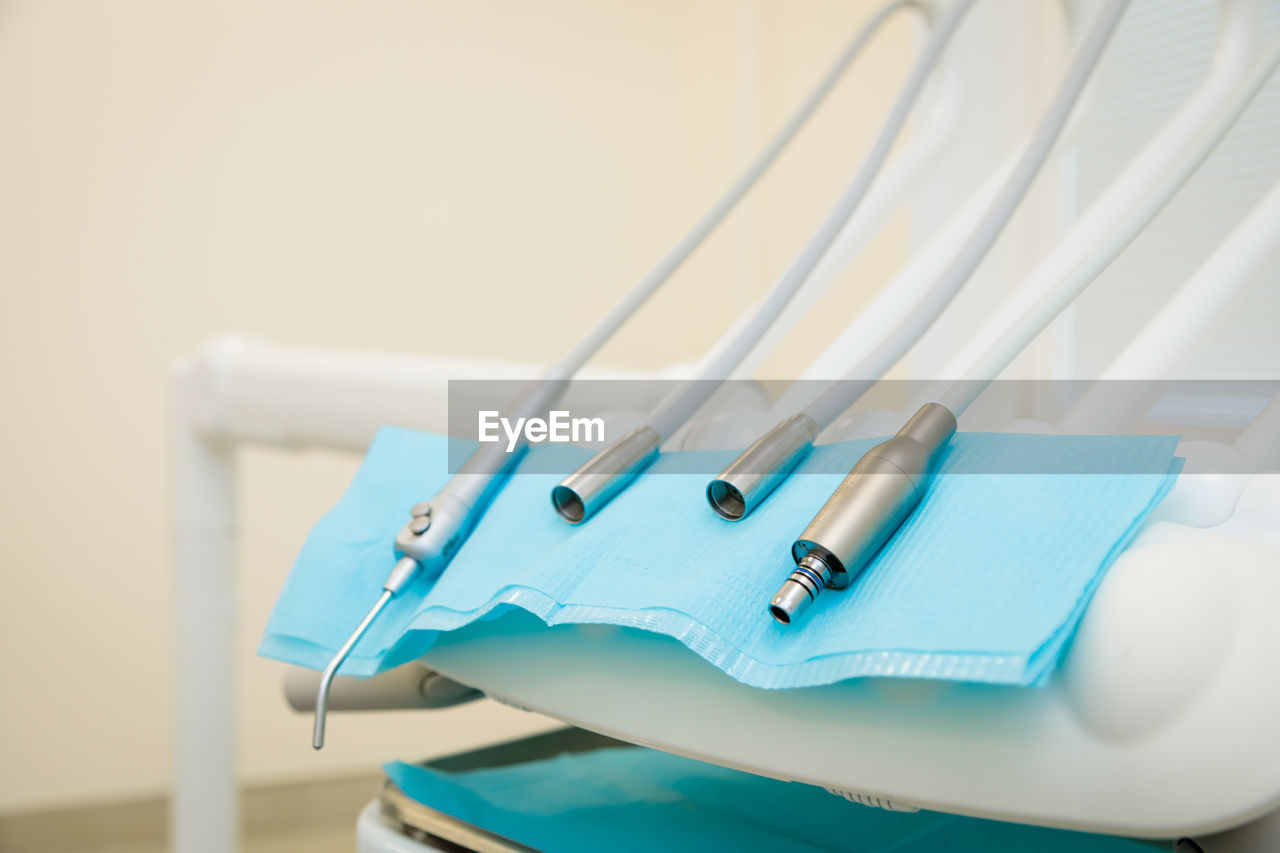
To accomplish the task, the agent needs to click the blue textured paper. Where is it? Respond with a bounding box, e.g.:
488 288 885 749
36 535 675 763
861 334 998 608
260 428 1181 687
383 746 1151 852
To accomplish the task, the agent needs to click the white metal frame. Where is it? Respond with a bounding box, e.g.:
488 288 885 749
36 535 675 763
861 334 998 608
170 337 516 853
170 337 691 852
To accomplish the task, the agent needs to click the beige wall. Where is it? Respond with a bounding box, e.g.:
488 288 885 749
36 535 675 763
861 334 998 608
0 0 913 811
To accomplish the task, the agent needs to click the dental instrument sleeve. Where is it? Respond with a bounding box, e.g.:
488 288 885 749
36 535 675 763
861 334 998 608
771 403 956 623
773 0 1134 623
713 0 1132 525
776 3 1280 626
554 0 976 525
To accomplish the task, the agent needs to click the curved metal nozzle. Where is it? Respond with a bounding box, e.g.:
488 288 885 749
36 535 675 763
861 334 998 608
707 413 817 520
552 426 660 524
312 585 396 749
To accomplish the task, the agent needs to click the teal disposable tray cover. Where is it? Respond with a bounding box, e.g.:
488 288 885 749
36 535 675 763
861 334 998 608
260 428 1180 687
383 745 1152 852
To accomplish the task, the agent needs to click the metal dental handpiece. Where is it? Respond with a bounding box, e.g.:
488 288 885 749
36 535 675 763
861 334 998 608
770 402 955 623
309 0 926 748
313 376 564 749
552 0 974 525
713 0 1132 527
768 0 1134 624
771 0 1280 625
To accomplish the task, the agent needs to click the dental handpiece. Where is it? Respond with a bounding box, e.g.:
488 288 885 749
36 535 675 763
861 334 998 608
312 376 564 749
771 3 1280 626
308 0 922 748
552 0 974 526
712 0 1132 529
771 403 954 623
768 0 1134 624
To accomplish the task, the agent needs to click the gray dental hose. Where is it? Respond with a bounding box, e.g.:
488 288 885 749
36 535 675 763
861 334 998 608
709 0 1132 525
767 0 1134 625
552 0 976 526
310 0 928 749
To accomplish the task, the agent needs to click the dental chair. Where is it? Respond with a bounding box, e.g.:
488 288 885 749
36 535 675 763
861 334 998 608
170 2 1280 851
271 375 1280 853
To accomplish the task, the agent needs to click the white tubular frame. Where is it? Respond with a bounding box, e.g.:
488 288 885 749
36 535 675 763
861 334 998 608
169 336 685 853
170 337 517 853
1060 179 1280 433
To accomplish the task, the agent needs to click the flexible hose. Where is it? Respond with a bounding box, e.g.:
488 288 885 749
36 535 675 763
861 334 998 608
939 33 1280 417
802 0 1132 429
553 0 928 379
447 0 928 512
646 0 975 439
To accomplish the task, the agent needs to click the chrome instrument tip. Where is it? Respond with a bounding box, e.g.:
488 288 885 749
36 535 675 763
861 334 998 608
706 414 816 522
551 426 660 525
769 552 834 624
309 588 395 749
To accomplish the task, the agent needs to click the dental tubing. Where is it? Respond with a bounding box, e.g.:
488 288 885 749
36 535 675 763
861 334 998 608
774 7 1280 624
552 0 975 526
311 0 929 747
770 0 1132 624
712 0 1132 527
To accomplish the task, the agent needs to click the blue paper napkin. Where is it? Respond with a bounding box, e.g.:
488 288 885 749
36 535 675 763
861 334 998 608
260 427 1179 687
